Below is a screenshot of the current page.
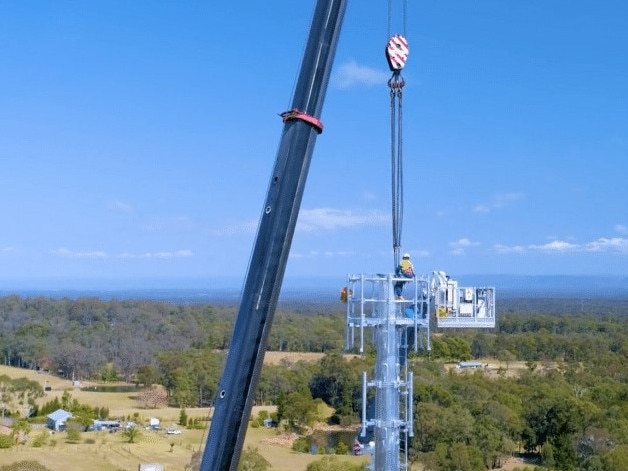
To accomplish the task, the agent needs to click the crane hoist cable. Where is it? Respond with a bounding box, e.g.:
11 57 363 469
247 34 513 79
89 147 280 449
386 0 409 270
386 34 408 270
388 0 408 40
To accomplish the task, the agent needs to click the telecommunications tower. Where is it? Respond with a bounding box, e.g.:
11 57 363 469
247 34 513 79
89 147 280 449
343 31 496 471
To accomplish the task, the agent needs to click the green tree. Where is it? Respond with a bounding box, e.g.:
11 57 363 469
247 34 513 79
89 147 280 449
524 394 582 470
0 375 44 418
237 446 271 471
282 391 319 431
171 370 196 407
414 403 474 452
135 364 159 387
0 434 13 449
309 352 360 419
258 361 313 406
413 451 441 471
179 408 188 427
448 442 484 471
31 431 48 448
602 445 628 471
430 337 451 360
10 419 31 445
582 455 603 471
334 441 349 455
157 349 223 407
122 425 140 444
99 363 118 382
39 396 61 416
497 350 516 370
65 428 81 443
541 442 555 467
473 417 504 469
444 337 472 361
275 391 286 424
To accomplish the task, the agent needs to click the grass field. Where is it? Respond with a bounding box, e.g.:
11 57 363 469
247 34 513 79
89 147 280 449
0 364 371 471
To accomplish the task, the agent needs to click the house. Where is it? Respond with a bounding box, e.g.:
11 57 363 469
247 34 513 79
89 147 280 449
47 409 72 431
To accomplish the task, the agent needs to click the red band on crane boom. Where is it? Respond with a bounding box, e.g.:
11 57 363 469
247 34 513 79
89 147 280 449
280 109 324 134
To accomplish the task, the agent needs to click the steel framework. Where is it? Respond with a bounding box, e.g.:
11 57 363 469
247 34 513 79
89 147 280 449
345 273 495 470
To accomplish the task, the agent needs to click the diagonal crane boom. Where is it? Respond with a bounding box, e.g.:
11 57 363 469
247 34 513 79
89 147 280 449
199 1 347 470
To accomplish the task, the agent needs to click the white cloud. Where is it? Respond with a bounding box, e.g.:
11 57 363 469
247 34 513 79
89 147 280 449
493 236 628 255
615 224 628 235
449 238 479 255
118 250 192 259
585 238 628 253
1 246 17 254
145 216 196 232
361 191 378 202
332 60 390 89
52 248 108 259
473 192 524 213
106 199 133 212
297 208 389 232
207 219 259 237
154 250 192 259
451 238 476 248
528 240 580 252
494 244 525 254
291 250 354 259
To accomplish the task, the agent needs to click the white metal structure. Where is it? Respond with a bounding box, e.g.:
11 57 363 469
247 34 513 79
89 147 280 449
345 273 429 471
430 271 496 329
345 271 495 470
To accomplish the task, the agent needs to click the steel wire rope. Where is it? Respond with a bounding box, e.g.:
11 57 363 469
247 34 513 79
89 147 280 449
390 76 405 270
390 81 397 267
388 0 407 269
397 78 404 267
388 0 408 38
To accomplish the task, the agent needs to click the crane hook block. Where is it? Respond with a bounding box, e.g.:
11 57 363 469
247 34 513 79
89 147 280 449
385 34 409 71
280 109 324 134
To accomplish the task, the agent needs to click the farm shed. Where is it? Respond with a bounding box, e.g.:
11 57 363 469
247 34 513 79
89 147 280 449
47 408 72 431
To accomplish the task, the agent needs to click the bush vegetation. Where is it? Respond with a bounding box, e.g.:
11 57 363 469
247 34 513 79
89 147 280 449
1 295 627 469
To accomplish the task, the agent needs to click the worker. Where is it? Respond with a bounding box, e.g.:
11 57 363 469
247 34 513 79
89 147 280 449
394 253 414 299
339 286 352 303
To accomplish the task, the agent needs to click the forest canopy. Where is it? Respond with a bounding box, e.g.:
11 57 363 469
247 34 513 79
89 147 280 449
1 295 627 470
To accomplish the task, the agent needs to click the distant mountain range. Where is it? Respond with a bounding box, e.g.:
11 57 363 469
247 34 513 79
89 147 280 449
1 275 626 303
455 274 628 298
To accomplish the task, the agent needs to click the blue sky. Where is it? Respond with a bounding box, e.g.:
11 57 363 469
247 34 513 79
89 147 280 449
1 1 627 288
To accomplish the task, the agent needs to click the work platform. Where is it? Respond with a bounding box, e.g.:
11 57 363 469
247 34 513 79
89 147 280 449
430 271 496 329
344 272 496 341
344 273 432 354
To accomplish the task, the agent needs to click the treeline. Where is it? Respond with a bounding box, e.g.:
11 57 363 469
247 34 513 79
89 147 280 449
0 295 344 381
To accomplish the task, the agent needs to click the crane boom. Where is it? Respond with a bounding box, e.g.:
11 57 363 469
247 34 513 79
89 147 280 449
199 1 347 470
